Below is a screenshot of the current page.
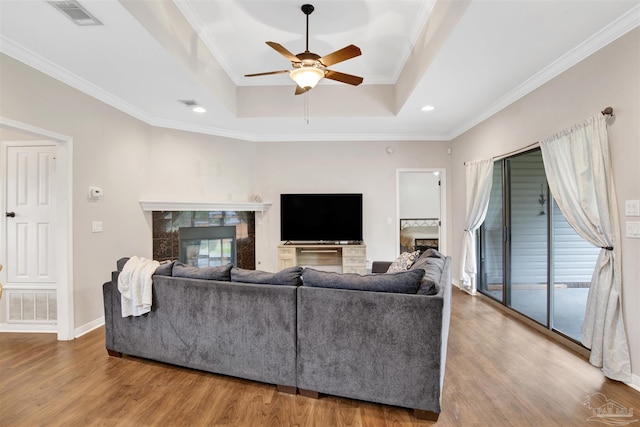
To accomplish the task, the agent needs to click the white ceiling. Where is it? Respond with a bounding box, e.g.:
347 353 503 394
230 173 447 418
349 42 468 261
1 0 638 142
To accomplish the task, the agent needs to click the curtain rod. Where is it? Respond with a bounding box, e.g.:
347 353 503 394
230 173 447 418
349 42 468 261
464 107 614 165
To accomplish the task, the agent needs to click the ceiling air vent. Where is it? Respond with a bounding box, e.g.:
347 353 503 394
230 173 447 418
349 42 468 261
179 100 199 107
48 1 102 26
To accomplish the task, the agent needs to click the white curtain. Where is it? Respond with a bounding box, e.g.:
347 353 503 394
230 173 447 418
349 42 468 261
540 114 631 382
460 159 494 295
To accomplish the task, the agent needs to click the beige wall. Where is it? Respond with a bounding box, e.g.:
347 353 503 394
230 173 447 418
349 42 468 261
449 28 640 384
253 140 451 271
0 54 258 331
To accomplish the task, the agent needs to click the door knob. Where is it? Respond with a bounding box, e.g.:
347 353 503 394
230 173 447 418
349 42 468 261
5 212 15 218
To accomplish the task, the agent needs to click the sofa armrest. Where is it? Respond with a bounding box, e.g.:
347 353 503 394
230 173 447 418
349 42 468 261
371 261 391 273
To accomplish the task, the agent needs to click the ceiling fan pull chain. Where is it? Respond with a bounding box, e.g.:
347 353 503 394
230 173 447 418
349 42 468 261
306 92 310 125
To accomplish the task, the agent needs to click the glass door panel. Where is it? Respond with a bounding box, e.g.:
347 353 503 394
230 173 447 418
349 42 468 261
551 199 599 341
507 150 548 326
478 163 504 301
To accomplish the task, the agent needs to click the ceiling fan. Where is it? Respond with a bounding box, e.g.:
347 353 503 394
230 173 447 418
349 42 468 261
244 4 363 95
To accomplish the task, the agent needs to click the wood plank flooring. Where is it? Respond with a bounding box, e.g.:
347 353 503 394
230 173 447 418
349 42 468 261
1 288 638 426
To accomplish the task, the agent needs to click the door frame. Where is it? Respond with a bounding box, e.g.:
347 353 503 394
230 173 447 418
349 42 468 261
395 168 447 256
0 117 74 341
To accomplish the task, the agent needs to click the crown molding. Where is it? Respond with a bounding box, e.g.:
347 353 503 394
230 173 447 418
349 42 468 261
448 3 640 140
0 35 158 125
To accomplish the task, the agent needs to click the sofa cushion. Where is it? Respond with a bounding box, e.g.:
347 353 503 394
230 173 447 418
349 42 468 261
153 260 175 276
231 266 303 286
420 248 445 259
302 268 425 294
411 256 445 295
172 262 232 281
386 250 420 273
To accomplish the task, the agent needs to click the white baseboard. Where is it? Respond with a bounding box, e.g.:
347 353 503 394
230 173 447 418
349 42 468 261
75 316 104 338
0 322 57 333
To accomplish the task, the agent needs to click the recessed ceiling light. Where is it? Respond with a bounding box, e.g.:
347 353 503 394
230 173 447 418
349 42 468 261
192 106 206 113
421 105 435 112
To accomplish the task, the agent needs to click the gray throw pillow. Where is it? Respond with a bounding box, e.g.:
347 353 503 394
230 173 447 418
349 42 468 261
302 268 424 294
417 277 439 295
172 262 232 281
153 260 175 276
231 266 303 286
411 257 444 295
421 248 445 259
116 257 130 272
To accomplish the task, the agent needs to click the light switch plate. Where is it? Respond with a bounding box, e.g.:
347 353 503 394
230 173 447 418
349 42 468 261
92 221 103 233
625 200 640 216
626 221 640 239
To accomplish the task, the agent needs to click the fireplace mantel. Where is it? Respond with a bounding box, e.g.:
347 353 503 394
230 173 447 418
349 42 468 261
139 200 271 212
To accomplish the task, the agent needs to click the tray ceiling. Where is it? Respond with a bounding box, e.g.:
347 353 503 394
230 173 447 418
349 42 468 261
1 0 638 142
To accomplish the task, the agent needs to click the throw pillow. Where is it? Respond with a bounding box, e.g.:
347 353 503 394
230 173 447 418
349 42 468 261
116 257 130 272
172 262 232 281
386 250 420 273
411 257 444 295
417 278 439 295
301 268 424 294
231 266 303 286
153 260 175 276
421 248 445 259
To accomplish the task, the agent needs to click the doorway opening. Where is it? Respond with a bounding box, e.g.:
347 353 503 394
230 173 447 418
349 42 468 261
396 168 446 256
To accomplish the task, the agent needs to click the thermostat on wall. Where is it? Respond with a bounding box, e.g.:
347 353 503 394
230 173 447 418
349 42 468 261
89 186 104 200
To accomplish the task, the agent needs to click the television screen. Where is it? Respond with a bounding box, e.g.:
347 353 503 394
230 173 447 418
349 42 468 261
280 193 363 243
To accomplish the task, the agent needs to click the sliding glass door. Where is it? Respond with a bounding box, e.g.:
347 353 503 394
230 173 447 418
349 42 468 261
478 148 599 342
508 150 549 326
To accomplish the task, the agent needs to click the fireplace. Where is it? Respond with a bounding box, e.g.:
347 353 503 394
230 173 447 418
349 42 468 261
152 210 255 269
179 226 236 267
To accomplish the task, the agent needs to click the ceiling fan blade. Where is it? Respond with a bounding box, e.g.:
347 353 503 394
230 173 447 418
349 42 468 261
324 70 363 86
244 70 290 77
319 44 361 67
295 85 310 95
266 41 301 63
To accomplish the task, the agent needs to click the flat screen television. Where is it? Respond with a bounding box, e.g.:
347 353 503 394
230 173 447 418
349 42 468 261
280 193 363 243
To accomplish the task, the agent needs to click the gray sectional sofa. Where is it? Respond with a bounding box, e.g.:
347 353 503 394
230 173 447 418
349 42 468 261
102 250 452 420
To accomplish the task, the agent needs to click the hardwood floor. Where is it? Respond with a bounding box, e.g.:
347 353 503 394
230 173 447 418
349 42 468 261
1 288 638 426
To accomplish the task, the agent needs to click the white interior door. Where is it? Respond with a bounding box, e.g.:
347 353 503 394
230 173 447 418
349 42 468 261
3 143 57 330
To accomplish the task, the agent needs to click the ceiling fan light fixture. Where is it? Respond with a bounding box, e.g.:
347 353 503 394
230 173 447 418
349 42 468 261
290 67 325 89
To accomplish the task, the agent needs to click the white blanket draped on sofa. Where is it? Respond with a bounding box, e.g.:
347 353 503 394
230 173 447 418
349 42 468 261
117 256 160 317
